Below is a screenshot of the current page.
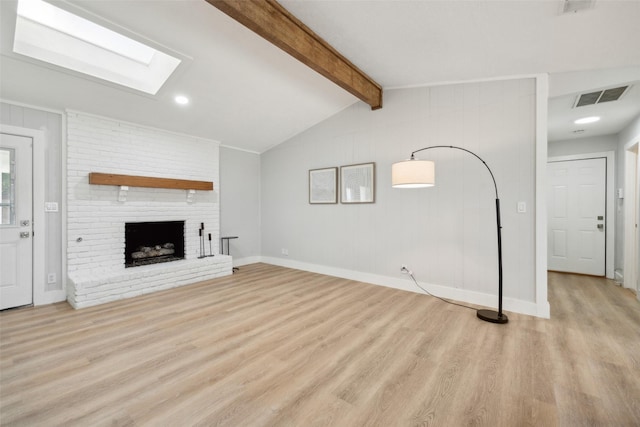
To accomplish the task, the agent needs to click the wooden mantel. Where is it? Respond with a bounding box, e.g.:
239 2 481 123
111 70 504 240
88 173 214 191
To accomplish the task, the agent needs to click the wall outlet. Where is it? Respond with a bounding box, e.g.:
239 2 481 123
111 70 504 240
517 201 526 213
281 248 289 256
44 202 59 212
401 265 410 274
47 273 56 284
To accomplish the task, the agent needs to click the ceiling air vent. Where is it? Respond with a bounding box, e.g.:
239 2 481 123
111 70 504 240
598 86 628 103
561 0 595 14
574 86 630 108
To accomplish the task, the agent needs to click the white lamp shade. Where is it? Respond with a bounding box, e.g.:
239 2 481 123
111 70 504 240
392 159 435 188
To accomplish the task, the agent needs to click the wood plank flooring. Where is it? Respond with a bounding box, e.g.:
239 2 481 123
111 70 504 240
1 264 639 426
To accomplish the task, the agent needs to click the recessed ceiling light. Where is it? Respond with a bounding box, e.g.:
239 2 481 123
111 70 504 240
574 116 600 124
175 95 189 105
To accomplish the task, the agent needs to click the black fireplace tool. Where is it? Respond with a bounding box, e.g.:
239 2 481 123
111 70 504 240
198 223 215 258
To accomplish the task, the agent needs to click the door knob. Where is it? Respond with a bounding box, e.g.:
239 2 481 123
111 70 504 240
20 220 30 226
20 231 31 238
597 224 604 229
597 216 603 220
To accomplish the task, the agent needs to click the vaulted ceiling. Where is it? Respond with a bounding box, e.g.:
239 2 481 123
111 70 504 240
1 0 639 152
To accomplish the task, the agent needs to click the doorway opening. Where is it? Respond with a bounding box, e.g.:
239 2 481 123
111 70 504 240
547 151 615 279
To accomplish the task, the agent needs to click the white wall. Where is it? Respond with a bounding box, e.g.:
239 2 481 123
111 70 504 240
1 102 64 298
220 147 261 265
548 134 618 157
619 115 640 147
261 78 541 315
617 114 640 283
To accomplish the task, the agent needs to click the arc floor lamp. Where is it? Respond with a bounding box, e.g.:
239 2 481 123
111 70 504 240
392 145 508 324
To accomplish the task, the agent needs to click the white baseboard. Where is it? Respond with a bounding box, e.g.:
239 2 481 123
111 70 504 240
233 256 262 267
35 289 67 306
259 256 549 319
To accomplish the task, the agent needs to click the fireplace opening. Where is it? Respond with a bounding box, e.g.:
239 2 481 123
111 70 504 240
125 221 185 268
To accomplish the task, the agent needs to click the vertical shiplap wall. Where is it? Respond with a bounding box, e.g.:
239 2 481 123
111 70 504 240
0 102 63 294
220 147 261 265
261 79 538 308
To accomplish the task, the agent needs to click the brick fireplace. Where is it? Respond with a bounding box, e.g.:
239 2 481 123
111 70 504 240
66 111 232 308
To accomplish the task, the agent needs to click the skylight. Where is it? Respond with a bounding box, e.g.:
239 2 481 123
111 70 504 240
13 0 181 95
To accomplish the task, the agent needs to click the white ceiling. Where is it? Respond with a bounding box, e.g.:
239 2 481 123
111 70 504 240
548 68 640 142
1 0 639 152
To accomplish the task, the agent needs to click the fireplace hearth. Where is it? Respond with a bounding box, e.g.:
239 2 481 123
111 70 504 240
125 221 185 267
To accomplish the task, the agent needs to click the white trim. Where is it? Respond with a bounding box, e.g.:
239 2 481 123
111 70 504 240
233 256 262 267
61 111 68 301
623 141 639 295
387 73 545 91
0 125 65 305
0 98 65 115
548 151 616 279
260 256 545 318
220 144 261 155
535 74 551 318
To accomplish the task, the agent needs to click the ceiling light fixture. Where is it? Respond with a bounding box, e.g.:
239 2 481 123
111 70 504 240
174 95 189 105
574 116 600 124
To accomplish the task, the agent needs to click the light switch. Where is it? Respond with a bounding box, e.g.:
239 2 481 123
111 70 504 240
45 202 58 212
517 201 526 213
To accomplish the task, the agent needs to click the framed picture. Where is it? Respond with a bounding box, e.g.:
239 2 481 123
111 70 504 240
309 167 338 204
341 162 375 203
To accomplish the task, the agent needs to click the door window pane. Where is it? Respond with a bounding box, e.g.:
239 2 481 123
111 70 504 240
1 148 15 225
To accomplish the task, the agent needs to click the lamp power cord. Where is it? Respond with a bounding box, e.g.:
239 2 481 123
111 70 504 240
401 267 476 312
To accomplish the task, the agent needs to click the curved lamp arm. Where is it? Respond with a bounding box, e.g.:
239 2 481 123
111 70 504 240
394 145 508 324
409 145 499 199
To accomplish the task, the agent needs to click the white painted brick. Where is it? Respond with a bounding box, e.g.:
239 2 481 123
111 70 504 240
67 111 224 308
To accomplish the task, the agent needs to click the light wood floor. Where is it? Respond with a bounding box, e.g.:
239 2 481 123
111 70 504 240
1 264 639 426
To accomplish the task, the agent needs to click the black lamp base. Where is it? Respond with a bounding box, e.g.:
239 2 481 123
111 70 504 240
477 309 508 324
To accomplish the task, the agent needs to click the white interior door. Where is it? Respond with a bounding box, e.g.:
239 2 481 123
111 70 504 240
1 133 33 310
547 158 606 276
